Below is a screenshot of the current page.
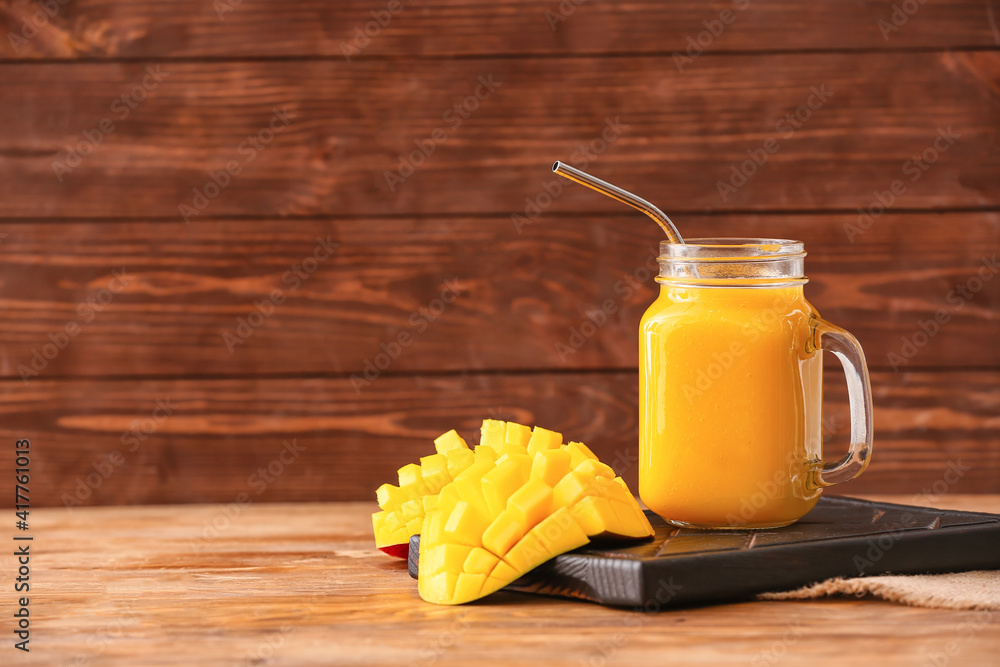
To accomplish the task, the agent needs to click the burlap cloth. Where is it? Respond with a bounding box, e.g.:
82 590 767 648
758 570 1000 610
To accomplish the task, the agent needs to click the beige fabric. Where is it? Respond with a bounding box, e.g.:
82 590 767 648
759 570 1000 610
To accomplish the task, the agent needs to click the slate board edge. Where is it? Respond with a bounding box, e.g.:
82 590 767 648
405 496 1000 608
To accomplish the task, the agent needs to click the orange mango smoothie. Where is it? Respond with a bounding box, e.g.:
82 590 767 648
639 283 824 528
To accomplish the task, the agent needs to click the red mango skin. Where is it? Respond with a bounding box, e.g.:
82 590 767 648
379 543 409 559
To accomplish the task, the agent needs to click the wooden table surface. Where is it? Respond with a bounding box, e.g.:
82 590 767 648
7 495 1000 666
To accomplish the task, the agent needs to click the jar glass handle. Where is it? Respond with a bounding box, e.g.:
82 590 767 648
813 319 874 487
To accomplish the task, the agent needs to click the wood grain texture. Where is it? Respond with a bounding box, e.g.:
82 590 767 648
0 213 997 378
1 52 998 218
1 0 998 60
2 370 997 508
0 1 996 516
4 498 999 666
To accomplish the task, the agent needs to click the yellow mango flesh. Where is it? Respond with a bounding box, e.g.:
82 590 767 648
372 429 476 552
505 422 532 449
418 421 654 605
480 419 508 454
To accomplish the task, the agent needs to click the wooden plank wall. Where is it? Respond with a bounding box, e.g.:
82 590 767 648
0 0 997 507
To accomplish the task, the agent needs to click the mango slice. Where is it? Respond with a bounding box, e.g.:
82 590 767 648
372 429 477 555
417 421 653 605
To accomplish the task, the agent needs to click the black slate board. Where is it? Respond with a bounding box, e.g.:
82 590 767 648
407 496 1000 608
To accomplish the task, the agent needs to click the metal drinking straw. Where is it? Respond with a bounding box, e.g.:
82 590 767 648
552 161 684 243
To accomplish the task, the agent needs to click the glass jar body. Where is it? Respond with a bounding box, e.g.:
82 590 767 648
639 280 824 529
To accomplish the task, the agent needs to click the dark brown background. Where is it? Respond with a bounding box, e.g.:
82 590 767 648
0 0 997 507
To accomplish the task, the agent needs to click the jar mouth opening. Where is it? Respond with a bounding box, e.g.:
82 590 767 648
657 237 806 285
659 238 806 261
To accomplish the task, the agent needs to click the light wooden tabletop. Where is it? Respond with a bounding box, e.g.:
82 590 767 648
8 495 999 666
